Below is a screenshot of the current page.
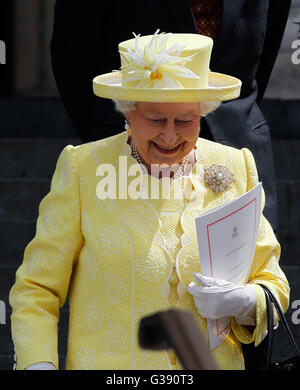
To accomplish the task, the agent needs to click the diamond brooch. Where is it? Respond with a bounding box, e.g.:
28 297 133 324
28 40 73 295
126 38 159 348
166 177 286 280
204 165 235 193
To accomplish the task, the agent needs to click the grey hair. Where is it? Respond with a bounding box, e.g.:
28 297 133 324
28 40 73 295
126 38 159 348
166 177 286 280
199 101 221 117
113 100 137 114
113 99 221 117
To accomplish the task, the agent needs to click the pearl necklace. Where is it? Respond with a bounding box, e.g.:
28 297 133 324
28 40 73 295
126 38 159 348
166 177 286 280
130 138 190 180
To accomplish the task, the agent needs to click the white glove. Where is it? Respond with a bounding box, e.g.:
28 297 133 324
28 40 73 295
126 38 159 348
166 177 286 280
188 273 256 325
26 362 57 370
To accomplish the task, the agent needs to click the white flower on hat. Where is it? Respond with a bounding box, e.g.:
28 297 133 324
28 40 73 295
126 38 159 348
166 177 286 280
121 29 200 88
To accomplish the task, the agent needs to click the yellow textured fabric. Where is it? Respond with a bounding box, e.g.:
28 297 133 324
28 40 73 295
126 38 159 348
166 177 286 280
9 131 289 370
147 182 188 369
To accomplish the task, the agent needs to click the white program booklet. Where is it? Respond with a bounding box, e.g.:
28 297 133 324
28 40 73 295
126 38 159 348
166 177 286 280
194 182 262 350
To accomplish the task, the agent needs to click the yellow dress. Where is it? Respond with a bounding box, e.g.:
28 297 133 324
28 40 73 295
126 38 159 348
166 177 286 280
9 131 290 370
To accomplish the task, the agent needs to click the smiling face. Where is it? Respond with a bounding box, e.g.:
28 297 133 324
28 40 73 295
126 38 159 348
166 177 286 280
125 102 201 171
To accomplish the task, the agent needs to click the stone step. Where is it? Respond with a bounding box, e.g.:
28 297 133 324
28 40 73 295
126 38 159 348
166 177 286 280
0 97 299 140
0 98 75 138
1 177 299 223
0 138 299 180
278 266 300 356
0 95 299 371
2 266 298 370
276 180 300 224
0 222 36 268
3 262 300 312
0 219 299 271
0 178 50 222
261 99 300 139
0 138 80 179
272 140 300 181
277 224 300 267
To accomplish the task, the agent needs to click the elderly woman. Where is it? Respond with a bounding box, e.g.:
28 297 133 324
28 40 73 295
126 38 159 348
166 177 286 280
9 31 289 370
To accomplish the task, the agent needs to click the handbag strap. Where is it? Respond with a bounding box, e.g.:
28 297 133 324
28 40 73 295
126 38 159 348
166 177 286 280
261 285 274 368
259 284 300 365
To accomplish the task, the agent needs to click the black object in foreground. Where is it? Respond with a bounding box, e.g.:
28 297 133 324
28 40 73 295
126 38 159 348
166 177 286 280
139 309 219 370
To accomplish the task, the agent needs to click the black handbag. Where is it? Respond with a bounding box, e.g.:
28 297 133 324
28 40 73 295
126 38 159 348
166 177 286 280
242 284 300 370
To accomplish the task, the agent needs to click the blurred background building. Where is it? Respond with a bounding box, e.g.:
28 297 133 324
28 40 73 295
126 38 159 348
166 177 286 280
0 0 299 370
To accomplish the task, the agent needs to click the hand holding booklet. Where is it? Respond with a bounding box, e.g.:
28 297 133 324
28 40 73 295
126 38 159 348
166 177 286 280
191 183 262 350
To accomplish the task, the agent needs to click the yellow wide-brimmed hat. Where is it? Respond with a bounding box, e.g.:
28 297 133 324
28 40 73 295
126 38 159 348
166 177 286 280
93 30 242 102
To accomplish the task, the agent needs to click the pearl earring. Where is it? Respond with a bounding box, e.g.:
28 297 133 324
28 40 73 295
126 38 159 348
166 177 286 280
125 120 132 136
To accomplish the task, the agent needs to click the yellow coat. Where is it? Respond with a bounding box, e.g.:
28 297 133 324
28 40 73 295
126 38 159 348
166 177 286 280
9 131 289 370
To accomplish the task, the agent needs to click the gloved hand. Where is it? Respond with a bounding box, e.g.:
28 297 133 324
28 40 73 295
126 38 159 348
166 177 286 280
26 362 57 370
187 273 257 325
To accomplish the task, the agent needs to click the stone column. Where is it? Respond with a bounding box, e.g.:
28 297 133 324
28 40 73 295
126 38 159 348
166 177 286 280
13 0 58 96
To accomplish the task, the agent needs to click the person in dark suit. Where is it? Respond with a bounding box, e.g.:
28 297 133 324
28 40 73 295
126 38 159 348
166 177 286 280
50 0 291 231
